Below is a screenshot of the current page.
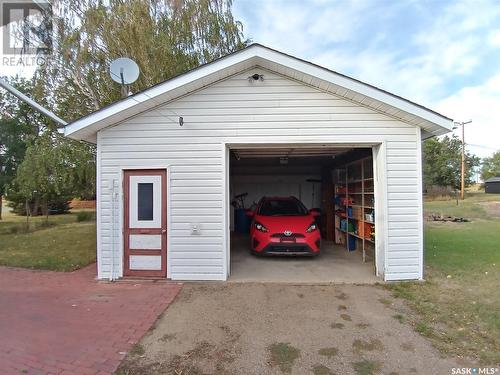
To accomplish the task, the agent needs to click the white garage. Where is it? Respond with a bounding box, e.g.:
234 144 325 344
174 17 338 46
64 44 452 282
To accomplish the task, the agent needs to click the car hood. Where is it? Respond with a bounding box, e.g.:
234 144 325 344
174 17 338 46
254 215 315 233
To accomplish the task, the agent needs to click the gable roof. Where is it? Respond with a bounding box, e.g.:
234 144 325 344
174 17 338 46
64 43 453 143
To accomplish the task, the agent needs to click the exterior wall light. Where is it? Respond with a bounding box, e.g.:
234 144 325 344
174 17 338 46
248 74 264 82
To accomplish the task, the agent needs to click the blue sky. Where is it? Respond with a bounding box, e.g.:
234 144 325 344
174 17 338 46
1 0 498 157
233 0 500 157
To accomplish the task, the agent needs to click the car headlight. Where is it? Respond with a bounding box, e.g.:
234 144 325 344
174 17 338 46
306 222 317 233
254 222 268 232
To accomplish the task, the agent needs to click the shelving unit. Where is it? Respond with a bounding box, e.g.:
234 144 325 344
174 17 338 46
333 156 375 263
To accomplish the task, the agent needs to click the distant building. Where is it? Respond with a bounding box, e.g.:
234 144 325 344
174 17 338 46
485 177 500 194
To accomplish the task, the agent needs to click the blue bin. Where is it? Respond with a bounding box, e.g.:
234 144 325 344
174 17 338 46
235 208 251 233
347 206 353 217
348 235 356 251
340 219 347 232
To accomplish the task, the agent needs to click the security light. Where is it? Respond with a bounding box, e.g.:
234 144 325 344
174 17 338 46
248 73 264 82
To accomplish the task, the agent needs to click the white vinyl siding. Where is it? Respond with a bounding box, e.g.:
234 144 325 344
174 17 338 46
97 67 423 281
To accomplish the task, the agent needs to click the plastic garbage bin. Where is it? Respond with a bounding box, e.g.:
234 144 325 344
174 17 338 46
235 208 251 233
348 235 357 251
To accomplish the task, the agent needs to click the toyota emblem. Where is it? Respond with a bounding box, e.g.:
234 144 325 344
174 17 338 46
284 230 292 236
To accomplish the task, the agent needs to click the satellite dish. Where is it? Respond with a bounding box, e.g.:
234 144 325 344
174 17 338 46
109 57 140 85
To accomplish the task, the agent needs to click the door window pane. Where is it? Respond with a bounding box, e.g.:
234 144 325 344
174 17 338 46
137 183 154 221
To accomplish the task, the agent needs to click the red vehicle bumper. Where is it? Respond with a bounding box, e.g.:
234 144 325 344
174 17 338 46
251 230 321 256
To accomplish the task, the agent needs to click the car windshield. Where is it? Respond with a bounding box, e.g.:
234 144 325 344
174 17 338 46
258 198 308 216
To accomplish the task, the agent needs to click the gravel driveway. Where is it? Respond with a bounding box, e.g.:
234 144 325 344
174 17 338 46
117 283 461 375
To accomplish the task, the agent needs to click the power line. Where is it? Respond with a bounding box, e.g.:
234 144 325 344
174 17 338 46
109 70 183 125
467 143 500 151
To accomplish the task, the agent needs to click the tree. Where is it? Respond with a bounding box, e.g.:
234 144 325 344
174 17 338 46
71 142 96 200
423 135 480 190
481 151 500 181
0 77 50 219
9 133 80 219
3 0 246 217
40 0 248 120
0 118 23 219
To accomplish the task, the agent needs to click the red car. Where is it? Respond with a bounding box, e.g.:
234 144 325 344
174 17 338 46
247 196 321 256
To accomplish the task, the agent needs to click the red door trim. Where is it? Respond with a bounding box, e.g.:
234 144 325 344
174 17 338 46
123 169 167 278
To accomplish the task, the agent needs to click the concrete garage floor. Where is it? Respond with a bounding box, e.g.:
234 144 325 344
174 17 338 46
229 234 379 284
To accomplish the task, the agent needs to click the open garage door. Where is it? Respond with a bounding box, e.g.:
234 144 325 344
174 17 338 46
227 145 380 283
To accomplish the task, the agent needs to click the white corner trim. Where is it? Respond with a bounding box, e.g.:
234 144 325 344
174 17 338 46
378 142 390 281
222 144 229 280
416 128 425 280
95 133 103 279
117 169 124 279
166 167 172 279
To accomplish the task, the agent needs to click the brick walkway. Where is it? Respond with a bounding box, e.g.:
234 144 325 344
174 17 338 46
0 264 182 375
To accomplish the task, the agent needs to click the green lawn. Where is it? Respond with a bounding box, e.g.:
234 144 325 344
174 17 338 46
425 221 499 274
0 207 96 271
388 193 500 364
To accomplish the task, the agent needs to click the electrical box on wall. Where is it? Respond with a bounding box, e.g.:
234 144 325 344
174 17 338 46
191 223 201 234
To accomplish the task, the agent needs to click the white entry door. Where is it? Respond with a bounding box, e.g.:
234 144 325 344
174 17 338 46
123 170 167 277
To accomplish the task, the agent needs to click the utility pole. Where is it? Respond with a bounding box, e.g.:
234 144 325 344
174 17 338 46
454 120 472 200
